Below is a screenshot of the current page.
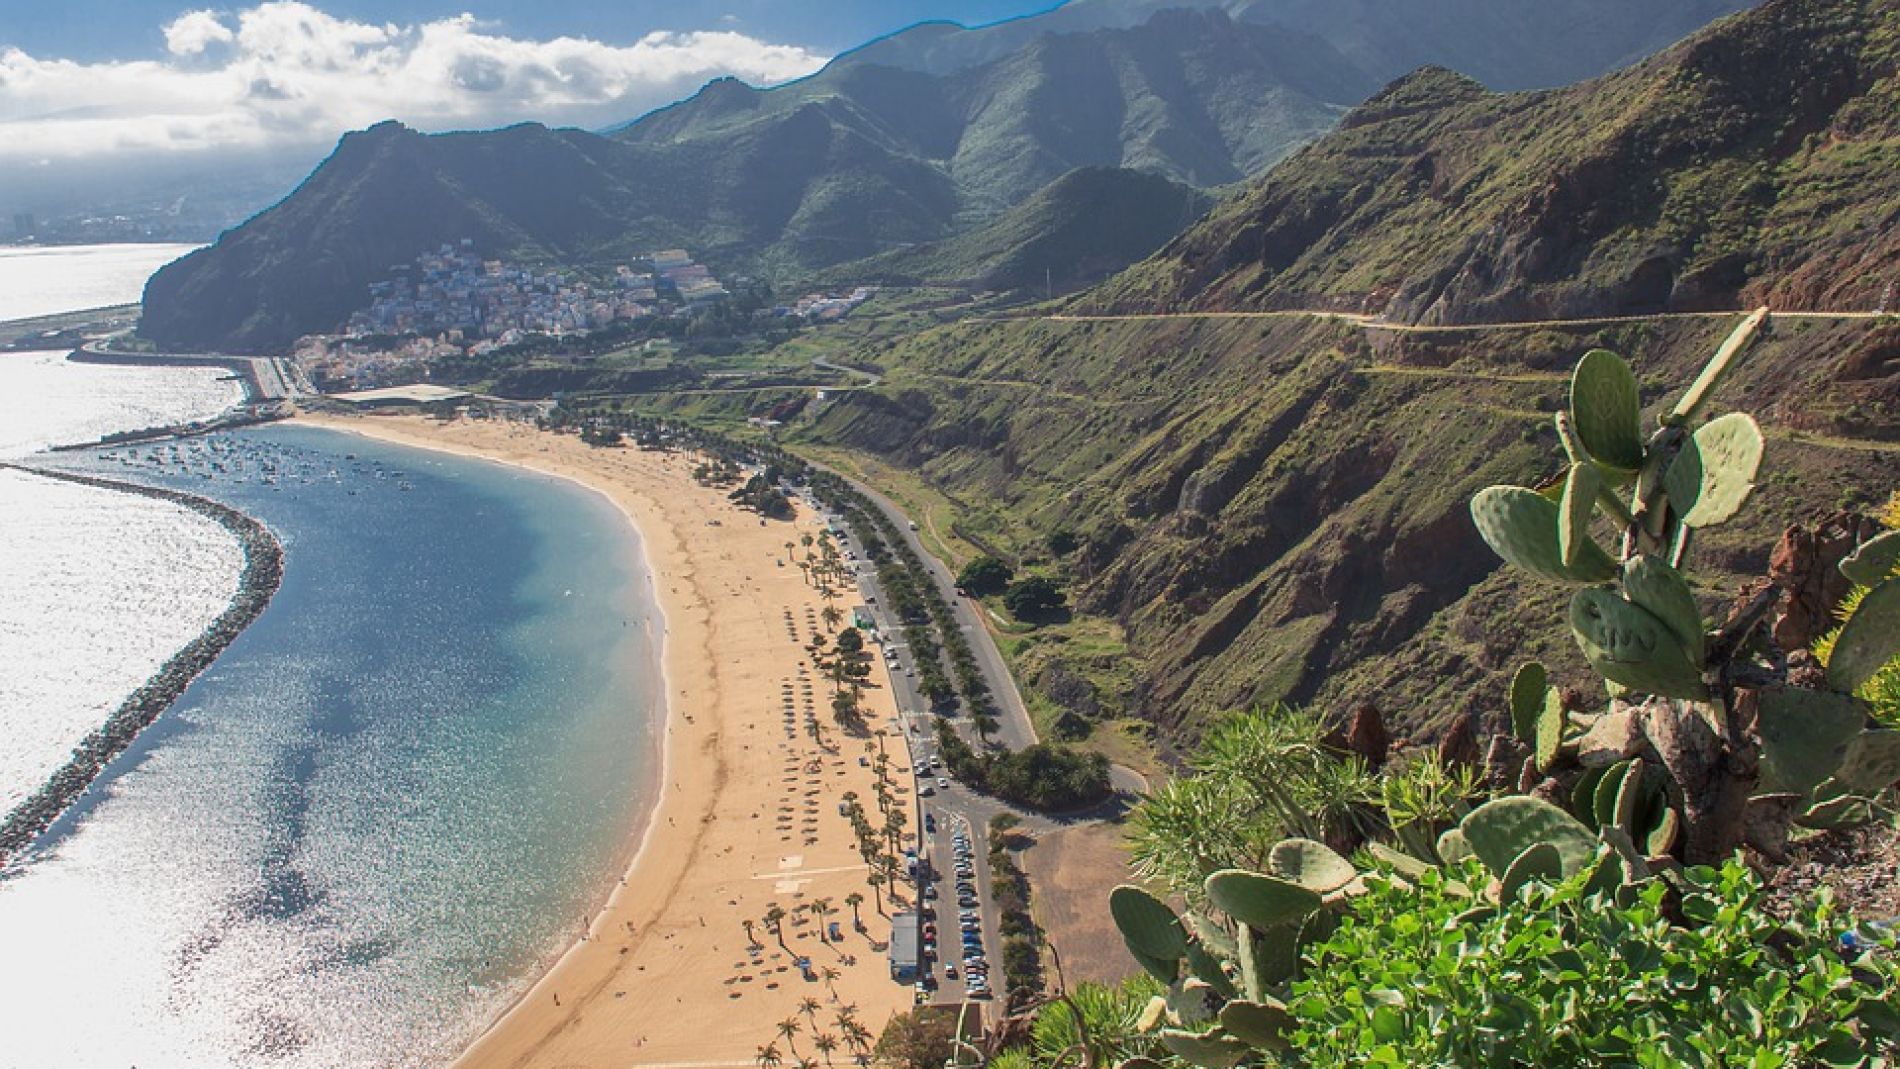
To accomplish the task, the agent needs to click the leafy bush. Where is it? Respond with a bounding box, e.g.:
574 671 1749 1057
957 555 1015 596
1004 576 1065 620
933 721 1111 811
1288 859 1899 1068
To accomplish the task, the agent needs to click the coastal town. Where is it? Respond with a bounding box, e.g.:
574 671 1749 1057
295 241 876 390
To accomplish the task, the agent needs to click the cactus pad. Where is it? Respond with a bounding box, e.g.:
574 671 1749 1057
1645 806 1680 855
1184 938 1237 999
1436 827 1474 865
1365 842 1433 880
1460 795 1598 877
1841 530 1900 587
1569 588 1708 698
1662 412 1763 528
1509 661 1548 743
1570 349 1645 472
1471 486 1617 582
1219 999 1294 1051
1534 688 1567 773
1205 870 1322 930
1559 462 1606 570
1110 885 1188 961
1593 760 1632 828
1612 756 1650 832
1159 1029 1250 1068
1499 842 1563 902
1837 729 1900 794
1268 838 1357 894
1827 577 1900 694
1621 554 1706 662
1756 685 1865 794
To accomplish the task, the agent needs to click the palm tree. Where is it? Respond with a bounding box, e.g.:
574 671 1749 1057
866 872 886 916
820 965 841 1000
811 898 832 943
775 1017 802 1057
821 604 844 633
844 892 864 931
799 996 822 1025
813 1032 839 1068
795 1059 818 1069
743 918 758 947
757 1042 784 1069
764 905 789 952
835 1008 868 1054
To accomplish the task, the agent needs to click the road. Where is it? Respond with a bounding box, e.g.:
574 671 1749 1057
794 469 1151 1008
820 468 1039 752
1017 306 1889 333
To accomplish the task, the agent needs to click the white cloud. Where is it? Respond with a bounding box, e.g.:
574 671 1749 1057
0 2 828 161
163 10 238 56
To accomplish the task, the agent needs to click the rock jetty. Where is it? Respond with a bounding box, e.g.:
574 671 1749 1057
0 464 284 866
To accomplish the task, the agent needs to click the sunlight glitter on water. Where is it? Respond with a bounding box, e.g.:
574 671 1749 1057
0 243 197 323
0 468 242 812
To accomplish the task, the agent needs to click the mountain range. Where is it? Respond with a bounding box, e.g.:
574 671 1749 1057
781 0 1899 745
140 0 1752 352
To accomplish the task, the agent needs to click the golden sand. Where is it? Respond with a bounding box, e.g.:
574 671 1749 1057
295 412 917 1068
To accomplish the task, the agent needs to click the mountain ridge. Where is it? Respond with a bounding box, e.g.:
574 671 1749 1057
139 1 1755 352
783 0 1900 745
1086 0 1899 322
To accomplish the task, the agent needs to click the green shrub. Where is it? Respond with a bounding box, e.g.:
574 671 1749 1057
958 555 1015 596
1287 859 1899 1068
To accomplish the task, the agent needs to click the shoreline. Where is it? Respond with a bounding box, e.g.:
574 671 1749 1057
294 412 916 1068
0 461 284 866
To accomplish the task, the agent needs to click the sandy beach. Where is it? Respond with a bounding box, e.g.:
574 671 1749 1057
295 412 916 1068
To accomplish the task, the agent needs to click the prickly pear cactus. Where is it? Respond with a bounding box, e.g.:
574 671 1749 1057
1663 412 1764 528
1471 486 1617 583
1568 589 1707 699
1569 349 1645 473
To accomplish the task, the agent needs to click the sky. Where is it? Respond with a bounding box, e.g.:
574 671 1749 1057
0 0 1063 164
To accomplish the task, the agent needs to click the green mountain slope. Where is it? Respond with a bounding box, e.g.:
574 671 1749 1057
139 0 1753 353
141 9 1359 352
791 0 1900 745
1089 0 1900 321
823 166 1212 291
841 0 1753 90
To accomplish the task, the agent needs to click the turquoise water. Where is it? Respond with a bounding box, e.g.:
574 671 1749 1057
0 425 664 1068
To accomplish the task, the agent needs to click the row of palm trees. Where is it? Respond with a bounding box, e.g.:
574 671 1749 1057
758 1000 876 1067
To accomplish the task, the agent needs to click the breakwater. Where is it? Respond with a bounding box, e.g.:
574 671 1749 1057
0 462 284 866
69 344 295 402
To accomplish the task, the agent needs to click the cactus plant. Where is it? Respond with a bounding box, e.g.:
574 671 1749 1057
1498 841 1563 903
1465 310 1900 863
1568 348 1646 474
1839 530 1900 587
1662 412 1765 529
1460 796 1598 878
1266 839 1356 894
1111 885 1189 961
1509 661 1548 743
1568 589 1707 699
1471 486 1619 582
1827 578 1900 695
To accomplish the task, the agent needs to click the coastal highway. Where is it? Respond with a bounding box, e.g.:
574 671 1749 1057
802 480 1143 1008
811 465 1039 752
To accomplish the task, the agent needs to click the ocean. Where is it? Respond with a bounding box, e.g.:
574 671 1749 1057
0 243 198 323
0 248 667 1068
